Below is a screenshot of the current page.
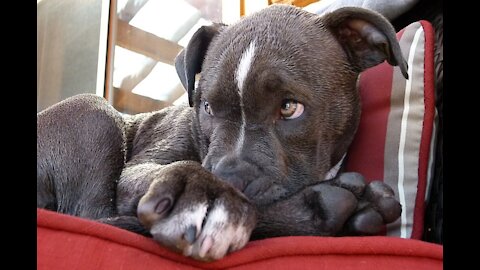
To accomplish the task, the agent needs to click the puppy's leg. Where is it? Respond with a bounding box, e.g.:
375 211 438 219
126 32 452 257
252 182 359 238
117 161 257 261
252 172 401 239
329 173 402 235
37 94 126 219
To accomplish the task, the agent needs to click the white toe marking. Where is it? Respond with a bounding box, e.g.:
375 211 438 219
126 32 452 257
151 202 208 241
150 201 251 260
206 203 229 224
199 236 213 258
199 203 251 259
234 40 256 155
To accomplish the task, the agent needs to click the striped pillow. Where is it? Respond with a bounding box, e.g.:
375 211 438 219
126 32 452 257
345 21 436 239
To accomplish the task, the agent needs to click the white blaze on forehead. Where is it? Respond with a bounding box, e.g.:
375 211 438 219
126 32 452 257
234 40 256 154
235 116 246 154
235 40 257 93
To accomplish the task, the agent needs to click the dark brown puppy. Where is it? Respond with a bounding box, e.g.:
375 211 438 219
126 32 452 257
37 5 405 261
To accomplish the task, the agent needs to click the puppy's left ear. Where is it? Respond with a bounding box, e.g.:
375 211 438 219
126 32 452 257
174 23 225 107
321 7 408 79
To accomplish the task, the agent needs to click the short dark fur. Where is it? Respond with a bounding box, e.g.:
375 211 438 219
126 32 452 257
37 5 405 261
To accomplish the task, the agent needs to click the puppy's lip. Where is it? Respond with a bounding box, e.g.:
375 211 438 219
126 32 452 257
209 165 246 191
243 181 262 198
222 176 247 192
154 198 172 215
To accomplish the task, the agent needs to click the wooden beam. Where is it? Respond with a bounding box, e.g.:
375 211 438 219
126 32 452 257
117 0 149 22
113 87 170 114
240 0 245 16
116 19 183 66
104 0 117 103
269 0 318 7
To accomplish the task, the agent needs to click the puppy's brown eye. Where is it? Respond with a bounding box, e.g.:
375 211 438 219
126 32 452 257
204 101 213 115
280 99 304 120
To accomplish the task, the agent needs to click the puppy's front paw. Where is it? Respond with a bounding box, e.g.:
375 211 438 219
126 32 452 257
137 161 257 261
331 172 402 235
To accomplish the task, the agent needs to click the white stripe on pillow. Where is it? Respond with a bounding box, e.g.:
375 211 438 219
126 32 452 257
397 27 424 238
384 22 427 238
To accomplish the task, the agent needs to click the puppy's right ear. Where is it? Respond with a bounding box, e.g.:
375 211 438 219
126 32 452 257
174 23 225 107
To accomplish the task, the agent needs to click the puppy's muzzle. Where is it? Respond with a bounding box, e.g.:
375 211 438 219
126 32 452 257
212 154 259 193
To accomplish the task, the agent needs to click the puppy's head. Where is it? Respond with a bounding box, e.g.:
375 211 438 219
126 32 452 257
175 5 407 205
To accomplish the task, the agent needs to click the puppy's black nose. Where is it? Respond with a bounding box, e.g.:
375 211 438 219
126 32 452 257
212 155 258 192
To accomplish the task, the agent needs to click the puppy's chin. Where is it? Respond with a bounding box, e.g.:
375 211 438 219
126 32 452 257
242 178 289 206
210 169 289 206
202 155 290 205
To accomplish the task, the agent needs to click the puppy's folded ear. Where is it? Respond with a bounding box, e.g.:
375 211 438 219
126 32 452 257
321 7 408 79
174 23 225 107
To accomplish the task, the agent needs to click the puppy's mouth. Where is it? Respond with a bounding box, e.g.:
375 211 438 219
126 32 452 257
205 157 289 205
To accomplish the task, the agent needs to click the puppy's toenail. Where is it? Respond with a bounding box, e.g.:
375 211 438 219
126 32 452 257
155 198 171 215
184 225 197 244
199 236 213 258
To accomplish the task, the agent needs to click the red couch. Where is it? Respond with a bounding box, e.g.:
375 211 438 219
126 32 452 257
38 209 442 269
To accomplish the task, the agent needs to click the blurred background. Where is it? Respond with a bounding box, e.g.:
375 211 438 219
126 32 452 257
37 0 317 114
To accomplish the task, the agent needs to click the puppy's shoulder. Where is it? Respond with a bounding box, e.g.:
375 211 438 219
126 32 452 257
124 104 196 160
125 104 193 134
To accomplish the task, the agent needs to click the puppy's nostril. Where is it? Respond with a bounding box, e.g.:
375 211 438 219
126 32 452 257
155 198 171 215
212 157 250 192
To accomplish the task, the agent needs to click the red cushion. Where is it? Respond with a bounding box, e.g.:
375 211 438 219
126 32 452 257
37 208 442 270
346 20 436 239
